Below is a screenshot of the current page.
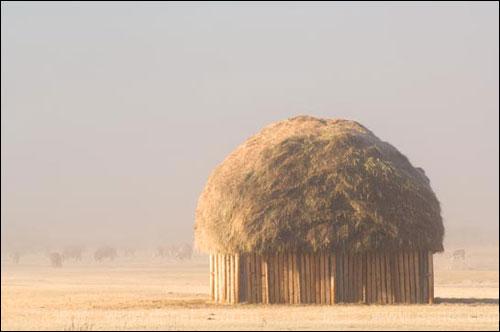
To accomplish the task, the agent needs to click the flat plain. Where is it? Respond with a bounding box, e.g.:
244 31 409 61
1 248 498 331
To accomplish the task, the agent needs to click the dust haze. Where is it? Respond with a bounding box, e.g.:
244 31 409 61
1 2 498 253
1 3 499 331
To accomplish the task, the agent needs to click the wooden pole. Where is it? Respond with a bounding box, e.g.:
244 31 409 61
291 253 295 304
289 253 294 304
269 254 274 303
324 253 330 305
232 255 236 304
253 253 258 304
229 255 232 303
380 253 387 304
355 254 360 303
351 254 357 302
245 254 251 303
294 254 300 304
308 253 314 303
421 251 428 304
372 252 378 304
398 252 406 303
209 254 214 301
316 253 322 304
359 254 364 302
374 253 380 304
323 253 329 304
403 252 410 303
305 253 311 303
218 254 222 303
288 253 294 304
221 254 225 303
414 251 421 303
300 254 305 304
371 253 376 304
278 252 283 303
263 255 268 304
346 253 351 302
353 254 362 302
385 253 393 304
318 252 324 304
366 253 371 303
256 254 262 303
350 253 355 302
235 254 240 303
343 253 349 303
281 252 287 303
227 255 232 304
221 253 225 304
330 253 336 304
336 254 343 303
393 252 400 303
358 254 363 303
224 254 229 303
428 252 434 304
275 253 280 304
409 251 416 303
218 254 223 303
361 253 368 303
310 253 316 304
372 253 377 304
214 254 219 303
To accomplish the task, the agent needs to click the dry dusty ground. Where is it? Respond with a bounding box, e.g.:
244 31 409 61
1 250 498 331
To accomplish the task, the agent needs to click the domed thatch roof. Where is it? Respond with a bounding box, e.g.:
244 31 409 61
195 116 444 254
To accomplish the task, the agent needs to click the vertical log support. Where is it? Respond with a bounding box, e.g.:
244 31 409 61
404 252 411 304
337 254 343 303
420 251 428 304
408 252 416 303
294 254 300 304
385 253 393 304
209 254 214 301
324 253 330 304
275 253 280 303
362 253 367 303
366 253 372 303
300 254 306 303
261 255 267 304
235 254 240 303
305 253 311 303
330 253 336 304
288 253 294 304
319 252 325 304
428 251 434 304
315 253 321 304
393 252 400 303
414 252 420 304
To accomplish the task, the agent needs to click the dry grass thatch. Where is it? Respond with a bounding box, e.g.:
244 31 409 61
195 115 444 254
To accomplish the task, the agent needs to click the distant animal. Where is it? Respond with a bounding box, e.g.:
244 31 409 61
122 247 136 257
173 243 193 261
49 252 63 268
11 252 20 264
94 246 117 262
156 245 174 258
452 249 466 260
62 246 84 261
449 249 467 270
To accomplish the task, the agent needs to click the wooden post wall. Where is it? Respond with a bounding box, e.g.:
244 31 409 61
210 250 434 305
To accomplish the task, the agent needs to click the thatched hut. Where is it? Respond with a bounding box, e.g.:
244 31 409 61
195 115 444 304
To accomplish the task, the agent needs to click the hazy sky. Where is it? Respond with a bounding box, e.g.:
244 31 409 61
1 2 498 249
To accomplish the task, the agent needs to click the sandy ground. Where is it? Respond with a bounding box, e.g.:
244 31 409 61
1 251 498 331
